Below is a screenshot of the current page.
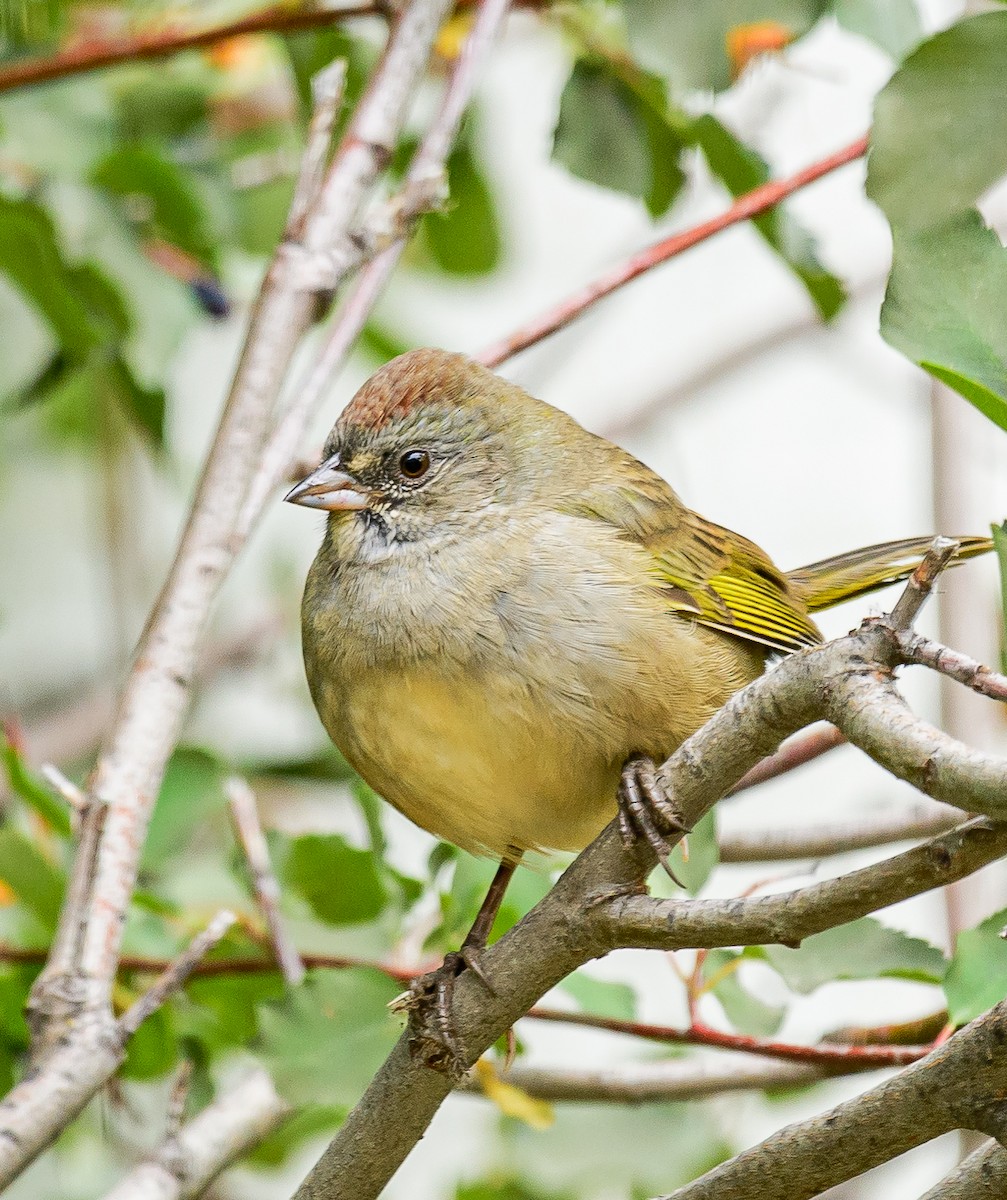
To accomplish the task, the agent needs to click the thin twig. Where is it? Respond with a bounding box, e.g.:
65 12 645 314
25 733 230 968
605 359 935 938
524 1008 928 1068
287 61 348 237
459 1056 828 1104
238 0 511 533
889 539 959 630
724 724 845 797
226 776 305 986
39 764 85 812
119 911 236 1037
896 631 1007 704
476 136 868 368
0 3 383 95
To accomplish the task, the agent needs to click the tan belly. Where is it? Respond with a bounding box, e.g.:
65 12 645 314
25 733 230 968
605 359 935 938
337 666 621 859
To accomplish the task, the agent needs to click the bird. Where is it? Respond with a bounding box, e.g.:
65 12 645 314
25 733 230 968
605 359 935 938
285 347 991 1044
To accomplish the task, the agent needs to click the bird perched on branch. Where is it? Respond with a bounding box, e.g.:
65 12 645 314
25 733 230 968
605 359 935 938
286 347 990 1055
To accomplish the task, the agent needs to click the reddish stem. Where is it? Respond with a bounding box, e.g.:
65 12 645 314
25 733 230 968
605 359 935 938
525 1007 929 1069
477 135 868 368
725 725 846 797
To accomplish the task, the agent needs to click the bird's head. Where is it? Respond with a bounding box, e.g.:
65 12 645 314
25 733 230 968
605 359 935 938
285 348 586 551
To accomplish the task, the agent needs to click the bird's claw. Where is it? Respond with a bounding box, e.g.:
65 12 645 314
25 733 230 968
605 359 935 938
617 755 691 886
405 946 494 1078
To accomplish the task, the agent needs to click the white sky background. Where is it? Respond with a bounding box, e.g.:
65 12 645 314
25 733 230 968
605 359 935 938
4 0 1007 1196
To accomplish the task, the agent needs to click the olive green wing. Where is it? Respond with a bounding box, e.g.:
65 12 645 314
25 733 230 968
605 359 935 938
570 452 822 655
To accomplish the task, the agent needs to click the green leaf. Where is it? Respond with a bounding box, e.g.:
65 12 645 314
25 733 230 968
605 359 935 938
553 59 684 216
122 1005 178 1080
944 906 1007 1025
703 948 785 1035
92 144 217 267
879 214 1007 431
456 1180 574 1200
113 71 211 141
833 0 921 60
992 521 1007 673
560 972 637 1021
423 133 502 276
756 917 946 994
142 748 226 872
0 827 65 930
103 352 166 445
182 971 287 1052
282 834 388 926
623 0 827 93
691 114 846 320
868 12 1007 230
0 731 72 837
258 968 402 1105
432 855 553 953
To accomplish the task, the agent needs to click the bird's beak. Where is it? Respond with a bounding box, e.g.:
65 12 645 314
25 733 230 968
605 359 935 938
284 455 370 512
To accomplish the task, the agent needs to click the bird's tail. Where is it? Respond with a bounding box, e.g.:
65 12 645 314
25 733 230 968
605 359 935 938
786 535 994 613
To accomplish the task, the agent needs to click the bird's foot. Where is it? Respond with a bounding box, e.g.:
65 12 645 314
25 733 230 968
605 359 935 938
403 946 494 1078
617 754 691 886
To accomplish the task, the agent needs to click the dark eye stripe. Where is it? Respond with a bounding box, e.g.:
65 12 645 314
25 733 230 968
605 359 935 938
399 450 430 479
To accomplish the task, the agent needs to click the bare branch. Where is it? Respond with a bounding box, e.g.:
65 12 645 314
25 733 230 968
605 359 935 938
724 724 845 797
889 539 960 629
0 4 384 95
657 1001 1007 1200
119 911 236 1038
239 0 511 533
524 1009 928 1069
101 1068 290 1200
919 1139 1007 1199
287 62 348 237
601 818 1007 953
226 776 305 986
460 1056 827 1105
896 631 1007 704
476 136 868 368
39 764 85 814
718 800 961 862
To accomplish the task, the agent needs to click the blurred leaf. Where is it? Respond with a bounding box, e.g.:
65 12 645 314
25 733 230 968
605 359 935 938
623 0 826 92
114 72 211 141
755 917 946 994
456 1181 573 1200
475 1059 554 1130
282 833 388 926
259 968 402 1105
282 26 375 118
833 0 921 59
142 748 226 872
0 731 72 837
104 352 166 444
553 58 685 216
0 827 64 929
423 133 501 275
944 906 1007 1025
703 949 785 1035
351 777 387 856
357 321 413 364
92 144 217 266
183 971 287 1051
560 972 637 1021
691 114 846 320
433 856 552 953
122 1005 178 1079
248 1104 347 1166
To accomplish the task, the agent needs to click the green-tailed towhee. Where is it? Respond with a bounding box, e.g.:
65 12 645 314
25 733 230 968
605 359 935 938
287 348 990 880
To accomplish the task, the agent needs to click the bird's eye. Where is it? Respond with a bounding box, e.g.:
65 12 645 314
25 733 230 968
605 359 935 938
399 450 430 479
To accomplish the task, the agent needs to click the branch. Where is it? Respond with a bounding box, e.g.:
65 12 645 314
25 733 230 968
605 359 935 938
896 630 1007 704
2 1 453 1187
460 1056 827 1105
101 1068 290 1200
600 817 1007 953
718 799 961 862
226 776 305 986
476 135 868 368
524 1009 929 1069
658 1001 1007 1200
0 4 382 95
238 0 511 534
724 724 845 797
919 1139 1007 1200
